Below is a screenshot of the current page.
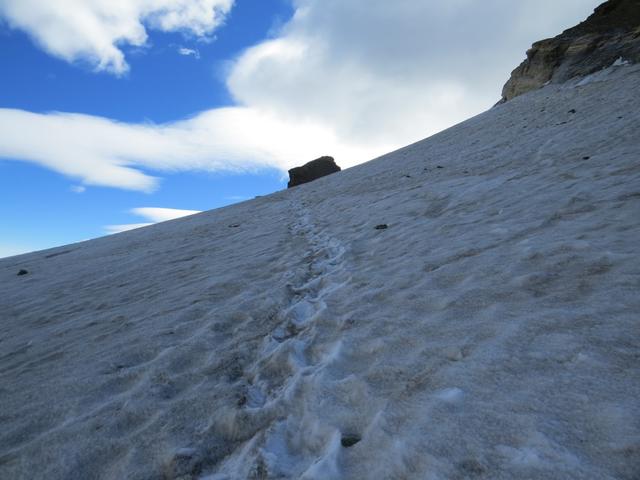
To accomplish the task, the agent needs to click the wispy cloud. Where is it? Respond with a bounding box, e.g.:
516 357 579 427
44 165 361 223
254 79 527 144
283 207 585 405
0 0 234 75
104 223 153 234
70 185 86 193
130 207 201 222
104 207 201 234
0 107 384 191
178 47 200 59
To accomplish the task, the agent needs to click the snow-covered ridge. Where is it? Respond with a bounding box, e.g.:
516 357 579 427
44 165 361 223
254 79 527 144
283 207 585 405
1 65 639 479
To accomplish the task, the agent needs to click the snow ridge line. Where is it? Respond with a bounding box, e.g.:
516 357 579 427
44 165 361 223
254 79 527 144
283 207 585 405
209 192 352 479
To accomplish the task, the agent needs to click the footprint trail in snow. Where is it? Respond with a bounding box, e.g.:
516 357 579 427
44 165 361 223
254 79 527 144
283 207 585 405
207 192 355 479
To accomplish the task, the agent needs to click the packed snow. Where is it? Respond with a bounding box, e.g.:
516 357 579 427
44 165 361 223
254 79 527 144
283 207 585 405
1 64 639 479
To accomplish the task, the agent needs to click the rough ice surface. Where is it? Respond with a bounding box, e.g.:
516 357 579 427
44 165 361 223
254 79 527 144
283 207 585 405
1 65 639 480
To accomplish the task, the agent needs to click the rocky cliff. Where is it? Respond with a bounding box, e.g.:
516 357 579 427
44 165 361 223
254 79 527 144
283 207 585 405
501 0 640 102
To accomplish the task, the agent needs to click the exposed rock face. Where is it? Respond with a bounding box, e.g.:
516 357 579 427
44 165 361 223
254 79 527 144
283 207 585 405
501 0 640 102
287 156 341 188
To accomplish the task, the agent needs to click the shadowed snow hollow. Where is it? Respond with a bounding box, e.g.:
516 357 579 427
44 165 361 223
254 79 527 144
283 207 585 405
1 64 639 479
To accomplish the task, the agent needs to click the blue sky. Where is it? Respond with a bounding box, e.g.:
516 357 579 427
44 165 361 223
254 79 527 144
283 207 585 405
0 0 601 258
0 0 292 256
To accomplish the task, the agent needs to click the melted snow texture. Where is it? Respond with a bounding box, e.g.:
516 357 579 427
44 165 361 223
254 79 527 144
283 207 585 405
1 65 639 480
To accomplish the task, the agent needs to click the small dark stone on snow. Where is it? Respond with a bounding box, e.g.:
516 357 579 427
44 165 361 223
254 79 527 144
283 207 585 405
17 269 28 276
175 448 197 459
374 224 388 230
403 175 412 178
341 434 361 448
582 156 591 160
436 165 444 169
568 109 576 114
228 224 240 228
459 458 486 475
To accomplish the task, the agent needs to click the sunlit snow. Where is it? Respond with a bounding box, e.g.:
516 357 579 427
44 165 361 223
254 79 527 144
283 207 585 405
1 64 639 479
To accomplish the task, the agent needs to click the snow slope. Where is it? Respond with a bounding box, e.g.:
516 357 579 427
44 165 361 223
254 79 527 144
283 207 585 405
1 64 639 480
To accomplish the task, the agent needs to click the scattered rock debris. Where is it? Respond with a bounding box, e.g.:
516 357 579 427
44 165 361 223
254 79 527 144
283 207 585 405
341 434 361 448
374 224 388 230
17 269 28 276
568 109 577 114
436 165 444 169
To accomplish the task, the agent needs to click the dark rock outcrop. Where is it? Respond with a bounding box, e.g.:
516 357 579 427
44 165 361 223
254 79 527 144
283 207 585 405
287 156 341 188
501 0 640 102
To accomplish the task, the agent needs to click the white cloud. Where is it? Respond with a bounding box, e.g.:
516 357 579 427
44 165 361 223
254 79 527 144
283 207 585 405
226 0 602 144
104 207 201 234
104 223 153 234
131 207 201 222
0 107 385 191
0 0 233 75
70 185 86 193
0 1 602 190
178 47 200 59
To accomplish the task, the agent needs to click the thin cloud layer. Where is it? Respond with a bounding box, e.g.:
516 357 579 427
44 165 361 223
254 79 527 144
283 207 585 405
0 0 233 74
131 207 201 222
0 0 602 191
0 107 385 190
104 223 154 234
105 207 202 234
